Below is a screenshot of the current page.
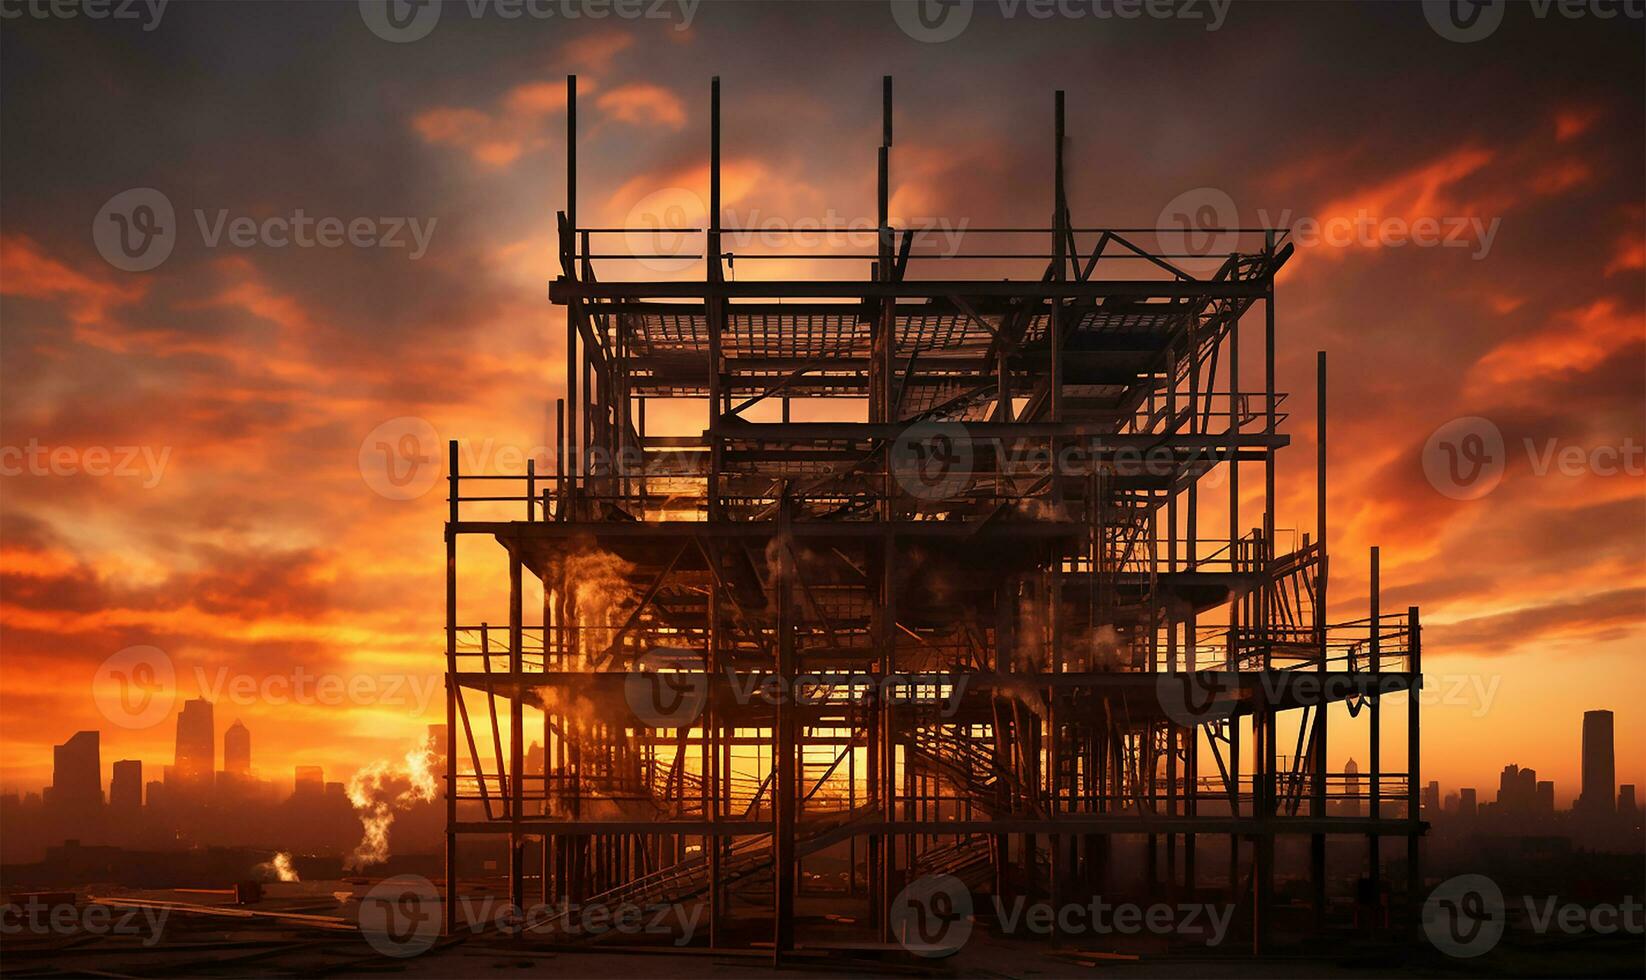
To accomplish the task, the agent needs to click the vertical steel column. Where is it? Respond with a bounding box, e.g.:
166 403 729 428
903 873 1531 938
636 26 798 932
564 76 579 514
1311 352 1328 926
444 440 459 933
706 542 722 947
508 549 525 914
1368 546 1382 928
774 502 796 957
1406 605 1422 927
707 77 724 522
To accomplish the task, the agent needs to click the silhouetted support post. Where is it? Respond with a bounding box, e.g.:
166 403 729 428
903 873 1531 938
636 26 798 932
1311 350 1328 928
773 495 797 959
707 544 722 947
1407 605 1422 929
445 439 459 933
509 550 525 916
1368 546 1381 929
564 76 579 515
707 76 724 522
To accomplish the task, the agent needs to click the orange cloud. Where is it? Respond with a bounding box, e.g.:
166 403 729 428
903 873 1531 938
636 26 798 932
1607 231 1645 276
1471 299 1645 387
413 106 540 168
1313 147 1495 232
1554 106 1602 142
561 30 633 72
0 235 146 323
596 82 686 130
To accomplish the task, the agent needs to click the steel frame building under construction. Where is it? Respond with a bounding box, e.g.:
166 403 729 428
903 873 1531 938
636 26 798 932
440 76 1425 957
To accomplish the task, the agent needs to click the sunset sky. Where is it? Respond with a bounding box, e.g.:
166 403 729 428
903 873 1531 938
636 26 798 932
1 1 1641 805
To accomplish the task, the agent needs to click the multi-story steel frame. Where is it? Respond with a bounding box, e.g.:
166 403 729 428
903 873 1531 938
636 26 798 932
440 76 1425 956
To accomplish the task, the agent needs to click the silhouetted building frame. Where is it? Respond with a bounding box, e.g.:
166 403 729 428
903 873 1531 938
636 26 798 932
442 76 1426 957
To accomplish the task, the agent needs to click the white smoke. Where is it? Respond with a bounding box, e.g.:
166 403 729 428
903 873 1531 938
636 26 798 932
344 739 438 870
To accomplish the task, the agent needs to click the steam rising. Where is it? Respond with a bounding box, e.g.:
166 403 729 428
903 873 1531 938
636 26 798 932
255 851 300 882
344 739 438 870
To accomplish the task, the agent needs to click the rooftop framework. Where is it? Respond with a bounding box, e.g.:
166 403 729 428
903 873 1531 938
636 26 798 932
441 76 1424 958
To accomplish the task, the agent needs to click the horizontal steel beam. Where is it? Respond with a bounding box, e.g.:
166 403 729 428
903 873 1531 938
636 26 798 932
551 277 1270 302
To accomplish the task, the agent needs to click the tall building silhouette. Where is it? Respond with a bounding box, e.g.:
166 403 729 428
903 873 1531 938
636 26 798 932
50 731 102 814
1579 709 1615 814
174 698 215 789
294 765 324 798
224 719 250 775
110 759 143 815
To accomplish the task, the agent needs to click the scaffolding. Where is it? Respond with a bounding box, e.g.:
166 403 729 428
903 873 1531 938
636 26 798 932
441 76 1424 956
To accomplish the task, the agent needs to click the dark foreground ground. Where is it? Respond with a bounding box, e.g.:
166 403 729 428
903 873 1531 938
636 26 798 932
2 883 1642 979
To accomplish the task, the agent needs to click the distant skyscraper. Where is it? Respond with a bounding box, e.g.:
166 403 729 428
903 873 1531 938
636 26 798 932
1459 787 1478 817
1579 710 1615 814
110 759 143 814
1423 780 1441 815
50 731 101 813
1342 758 1360 816
1619 784 1638 817
175 698 215 788
294 765 324 797
224 719 250 775
1535 780 1554 814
